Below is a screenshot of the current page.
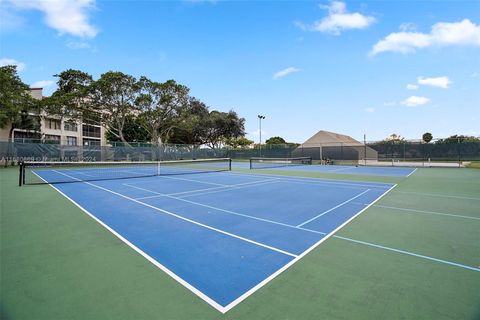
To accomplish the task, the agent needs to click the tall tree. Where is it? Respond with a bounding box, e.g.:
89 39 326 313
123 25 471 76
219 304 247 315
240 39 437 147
224 136 254 148
106 115 151 143
91 71 139 144
169 98 210 146
136 78 189 144
266 136 286 145
0 65 40 140
204 110 245 149
436 135 480 144
43 69 94 120
422 132 433 143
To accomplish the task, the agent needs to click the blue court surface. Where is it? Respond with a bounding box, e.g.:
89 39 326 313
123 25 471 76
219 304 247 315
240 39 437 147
234 161 416 177
34 169 395 313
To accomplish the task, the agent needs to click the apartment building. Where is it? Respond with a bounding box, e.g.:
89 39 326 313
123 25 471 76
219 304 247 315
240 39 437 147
0 88 107 146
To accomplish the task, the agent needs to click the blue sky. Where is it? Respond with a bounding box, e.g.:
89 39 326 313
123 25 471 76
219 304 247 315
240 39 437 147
1 0 479 143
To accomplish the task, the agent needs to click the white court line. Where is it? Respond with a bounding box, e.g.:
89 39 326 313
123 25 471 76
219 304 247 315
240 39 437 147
43 169 394 313
227 171 394 189
359 203 480 221
296 189 371 227
32 172 480 315
289 227 480 272
65 170 96 178
125 183 311 234
52 170 297 257
33 171 226 312
393 190 480 201
406 168 417 177
133 178 281 201
135 185 229 200
333 236 480 272
267 178 367 191
153 174 228 187
177 179 281 199
124 171 230 187
220 183 398 313
323 166 356 173
124 183 480 275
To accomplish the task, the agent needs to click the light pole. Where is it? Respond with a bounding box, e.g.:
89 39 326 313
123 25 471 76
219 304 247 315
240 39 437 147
257 115 265 156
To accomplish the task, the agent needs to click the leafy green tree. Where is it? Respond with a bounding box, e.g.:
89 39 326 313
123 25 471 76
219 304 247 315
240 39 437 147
422 132 433 143
266 136 286 145
136 78 189 144
225 136 254 148
106 115 151 143
169 98 210 146
381 133 406 144
204 110 245 149
436 135 480 144
43 69 93 120
90 71 139 144
0 65 40 140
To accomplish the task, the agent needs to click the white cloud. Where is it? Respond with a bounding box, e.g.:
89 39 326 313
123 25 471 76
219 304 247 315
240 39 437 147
401 96 430 107
31 80 55 88
383 101 397 106
406 84 419 90
0 2 25 29
311 1 376 35
66 40 91 49
273 67 300 79
0 58 26 71
293 21 307 31
370 19 480 55
364 107 375 113
399 22 417 32
418 76 451 89
8 0 98 38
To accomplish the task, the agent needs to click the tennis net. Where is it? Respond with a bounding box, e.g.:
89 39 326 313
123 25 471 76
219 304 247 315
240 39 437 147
19 158 232 186
249 156 312 169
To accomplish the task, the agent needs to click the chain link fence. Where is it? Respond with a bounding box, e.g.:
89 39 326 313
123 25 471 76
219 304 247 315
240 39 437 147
1 138 479 166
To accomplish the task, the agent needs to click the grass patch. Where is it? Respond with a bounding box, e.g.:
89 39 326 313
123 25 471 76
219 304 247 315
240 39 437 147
465 161 480 168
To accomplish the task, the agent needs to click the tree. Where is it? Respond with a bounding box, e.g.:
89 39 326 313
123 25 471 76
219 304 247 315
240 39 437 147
106 115 151 143
91 71 139 144
136 78 189 144
43 69 94 120
266 136 286 145
436 135 480 144
204 110 245 149
0 65 40 140
422 132 433 143
225 137 254 148
169 98 210 146
382 133 406 144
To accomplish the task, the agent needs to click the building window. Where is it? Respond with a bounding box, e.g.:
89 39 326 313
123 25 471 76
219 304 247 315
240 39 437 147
83 138 101 147
44 134 61 144
64 121 78 132
45 118 61 130
66 136 77 146
82 124 101 138
13 131 41 143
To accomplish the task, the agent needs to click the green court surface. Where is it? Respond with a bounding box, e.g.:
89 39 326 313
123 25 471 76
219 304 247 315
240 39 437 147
1 165 479 319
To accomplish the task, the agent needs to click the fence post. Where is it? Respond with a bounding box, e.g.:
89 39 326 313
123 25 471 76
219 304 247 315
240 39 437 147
364 134 367 165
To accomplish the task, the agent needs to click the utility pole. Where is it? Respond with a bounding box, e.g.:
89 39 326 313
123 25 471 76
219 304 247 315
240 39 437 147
258 115 265 157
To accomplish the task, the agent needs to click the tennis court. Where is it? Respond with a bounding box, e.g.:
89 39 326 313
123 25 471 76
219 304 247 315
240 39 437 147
238 158 416 177
18 159 394 312
1 160 478 319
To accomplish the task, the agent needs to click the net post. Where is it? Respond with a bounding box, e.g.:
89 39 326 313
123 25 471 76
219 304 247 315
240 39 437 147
229 158 232 171
18 161 23 186
157 161 161 176
249 158 252 170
